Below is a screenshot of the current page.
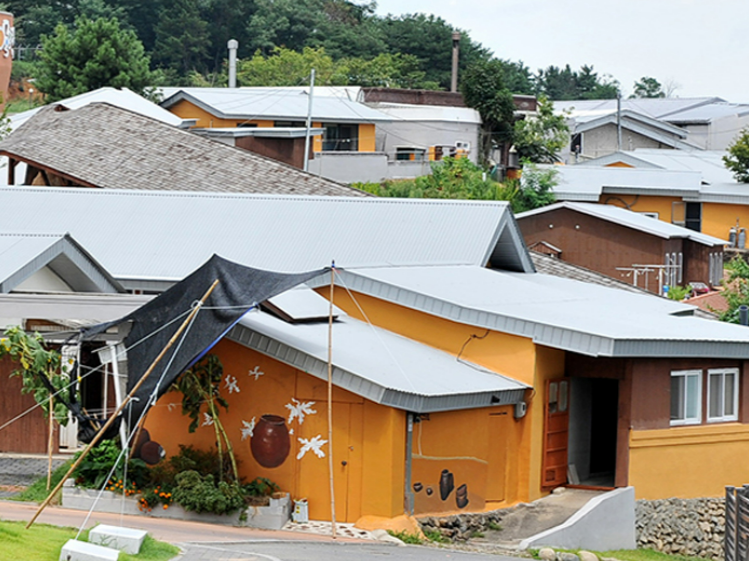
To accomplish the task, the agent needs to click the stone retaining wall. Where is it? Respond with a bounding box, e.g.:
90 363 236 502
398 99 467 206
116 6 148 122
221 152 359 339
636 497 724 560
418 510 504 541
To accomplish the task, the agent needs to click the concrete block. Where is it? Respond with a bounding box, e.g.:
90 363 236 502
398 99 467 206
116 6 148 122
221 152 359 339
89 525 147 555
59 539 119 561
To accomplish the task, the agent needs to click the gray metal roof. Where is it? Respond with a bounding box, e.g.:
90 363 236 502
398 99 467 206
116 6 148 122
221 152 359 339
554 97 727 121
0 233 124 294
228 306 528 413
0 187 530 283
0 103 365 197
584 149 734 185
529 252 717 320
0 292 151 324
517 202 726 246
326 265 749 359
574 110 688 140
160 88 393 124
540 164 703 200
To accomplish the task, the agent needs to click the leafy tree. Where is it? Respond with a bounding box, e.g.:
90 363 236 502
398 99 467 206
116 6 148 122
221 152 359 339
631 76 665 98
514 163 557 213
499 59 534 95
374 13 491 90
723 128 749 183
716 256 749 323
238 47 346 87
535 64 619 100
152 0 210 75
461 59 516 164
35 17 156 102
513 96 569 163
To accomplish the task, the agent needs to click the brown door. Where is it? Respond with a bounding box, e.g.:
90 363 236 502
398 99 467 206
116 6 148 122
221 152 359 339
542 378 569 488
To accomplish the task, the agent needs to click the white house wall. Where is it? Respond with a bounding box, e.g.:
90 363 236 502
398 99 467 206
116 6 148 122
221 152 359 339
580 124 672 160
13 266 74 293
375 120 480 163
307 152 433 183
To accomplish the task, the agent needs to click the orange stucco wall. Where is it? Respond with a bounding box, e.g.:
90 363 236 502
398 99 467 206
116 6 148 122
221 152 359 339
598 194 680 222
701 202 747 241
144 339 405 522
326 287 564 505
629 424 749 499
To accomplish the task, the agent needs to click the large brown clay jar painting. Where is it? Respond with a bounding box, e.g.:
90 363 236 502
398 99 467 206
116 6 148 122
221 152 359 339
251 414 290 468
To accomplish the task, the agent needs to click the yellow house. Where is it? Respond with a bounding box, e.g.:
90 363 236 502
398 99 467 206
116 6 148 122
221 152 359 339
13 187 749 526
160 87 391 154
548 150 748 242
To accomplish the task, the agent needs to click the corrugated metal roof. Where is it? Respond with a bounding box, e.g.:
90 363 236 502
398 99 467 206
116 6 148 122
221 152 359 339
0 233 123 293
10 87 190 130
574 110 688 139
367 102 482 124
330 266 749 359
161 88 392 123
0 188 526 282
265 286 343 321
517 202 726 246
541 164 703 200
585 149 733 185
554 97 727 120
228 308 528 413
0 292 151 325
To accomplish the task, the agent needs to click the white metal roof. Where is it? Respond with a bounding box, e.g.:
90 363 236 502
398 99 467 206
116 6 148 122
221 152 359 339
367 102 482 124
10 87 190 130
0 233 123 293
229 306 527 413
0 187 532 284
160 87 393 123
517 202 726 246
537 164 702 200
329 265 749 359
265 285 343 321
585 149 734 185
554 97 727 121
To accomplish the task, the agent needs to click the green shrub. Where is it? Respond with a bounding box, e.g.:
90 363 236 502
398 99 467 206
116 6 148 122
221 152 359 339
172 470 245 515
387 529 423 544
423 528 450 543
244 477 280 497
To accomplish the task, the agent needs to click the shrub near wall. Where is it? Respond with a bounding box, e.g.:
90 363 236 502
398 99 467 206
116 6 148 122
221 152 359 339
636 498 725 560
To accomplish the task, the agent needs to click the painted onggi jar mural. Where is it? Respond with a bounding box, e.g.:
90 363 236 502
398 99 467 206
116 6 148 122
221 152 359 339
0 12 14 105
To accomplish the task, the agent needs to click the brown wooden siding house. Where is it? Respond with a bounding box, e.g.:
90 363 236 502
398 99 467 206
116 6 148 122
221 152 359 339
517 202 726 295
0 102 368 197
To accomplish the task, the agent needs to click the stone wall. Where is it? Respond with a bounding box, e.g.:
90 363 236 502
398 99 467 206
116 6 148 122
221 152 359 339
418 511 504 541
636 498 724 560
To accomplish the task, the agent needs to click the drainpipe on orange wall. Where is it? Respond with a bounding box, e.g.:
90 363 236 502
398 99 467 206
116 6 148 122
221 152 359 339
404 412 414 515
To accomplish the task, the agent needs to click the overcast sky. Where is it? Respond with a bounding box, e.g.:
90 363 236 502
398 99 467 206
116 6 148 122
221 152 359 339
374 0 749 102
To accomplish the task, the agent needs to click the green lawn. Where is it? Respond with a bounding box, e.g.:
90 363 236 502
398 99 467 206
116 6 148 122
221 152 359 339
0 520 179 561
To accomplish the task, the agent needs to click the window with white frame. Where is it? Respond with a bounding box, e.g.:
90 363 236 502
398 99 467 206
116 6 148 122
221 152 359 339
670 370 702 425
708 368 739 422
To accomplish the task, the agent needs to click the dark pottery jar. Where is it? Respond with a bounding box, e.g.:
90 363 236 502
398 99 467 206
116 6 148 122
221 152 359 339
251 414 291 468
439 469 454 500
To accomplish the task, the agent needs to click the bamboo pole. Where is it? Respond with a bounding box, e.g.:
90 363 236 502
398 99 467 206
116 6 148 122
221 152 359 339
26 279 220 529
327 265 337 539
46 393 54 491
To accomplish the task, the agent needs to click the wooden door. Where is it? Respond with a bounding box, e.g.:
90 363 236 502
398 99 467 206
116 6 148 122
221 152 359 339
542 378 569 488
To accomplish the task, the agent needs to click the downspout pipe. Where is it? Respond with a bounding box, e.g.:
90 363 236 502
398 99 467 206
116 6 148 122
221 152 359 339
404 412 415 515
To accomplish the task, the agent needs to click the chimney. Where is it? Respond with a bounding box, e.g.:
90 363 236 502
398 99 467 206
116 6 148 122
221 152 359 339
228 39 238 88
451 32 461 93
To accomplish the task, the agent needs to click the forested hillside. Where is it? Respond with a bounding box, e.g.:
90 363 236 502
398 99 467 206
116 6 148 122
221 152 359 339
7 0 624 98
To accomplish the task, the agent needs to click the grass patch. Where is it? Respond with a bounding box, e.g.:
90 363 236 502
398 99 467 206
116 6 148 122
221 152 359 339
11 460 72 504
422 528 450 543
470 530 485 539
0 520 178 561
601 550 707 561
386 529 423 544
487 520 502 531
5 98 43 115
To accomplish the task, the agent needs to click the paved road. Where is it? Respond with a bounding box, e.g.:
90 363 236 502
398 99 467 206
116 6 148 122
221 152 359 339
176 541 517 561
0 500 520 560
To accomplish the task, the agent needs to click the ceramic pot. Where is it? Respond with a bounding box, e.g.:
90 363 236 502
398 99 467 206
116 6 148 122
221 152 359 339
455 483 469 509
251 414 291 468
140 440 165 465
133 428 150 459
413 482 423 493
439 469 454 501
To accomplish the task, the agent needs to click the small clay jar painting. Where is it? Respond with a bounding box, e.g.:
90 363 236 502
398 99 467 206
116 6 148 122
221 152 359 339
140 440 165 465
455 484 469 509
251 414 291 468
439 469 454 501
413 482 423 493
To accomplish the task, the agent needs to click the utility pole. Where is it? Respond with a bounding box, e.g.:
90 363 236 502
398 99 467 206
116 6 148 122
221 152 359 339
303 69 316 173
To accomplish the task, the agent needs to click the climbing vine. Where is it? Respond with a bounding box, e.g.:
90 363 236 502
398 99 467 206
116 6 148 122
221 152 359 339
0 326 72 424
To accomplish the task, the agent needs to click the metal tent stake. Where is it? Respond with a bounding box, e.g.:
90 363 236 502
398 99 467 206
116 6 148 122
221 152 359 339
26 279 220 529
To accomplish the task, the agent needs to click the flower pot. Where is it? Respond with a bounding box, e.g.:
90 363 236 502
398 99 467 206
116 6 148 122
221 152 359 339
251 414 290 468
439 469 454 501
